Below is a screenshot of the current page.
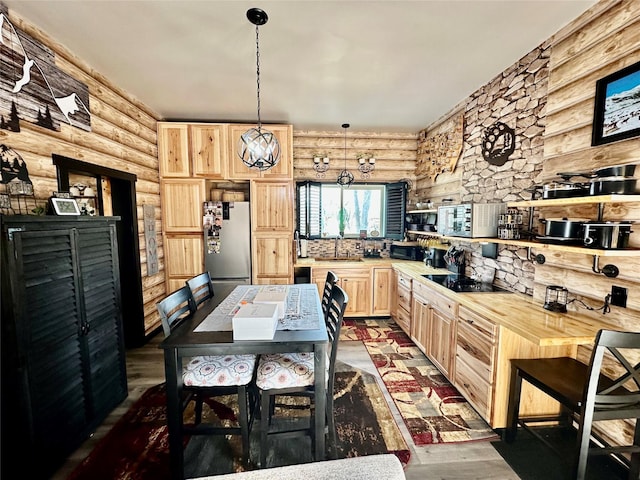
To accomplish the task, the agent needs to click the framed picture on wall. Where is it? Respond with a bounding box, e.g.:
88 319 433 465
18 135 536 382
592 60 640 146
49 197 81 215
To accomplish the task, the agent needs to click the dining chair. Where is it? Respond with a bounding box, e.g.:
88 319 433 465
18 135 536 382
321 270 339 319
156 286 257 463
254 284 349 468
186 271 215 310
503 329 640 480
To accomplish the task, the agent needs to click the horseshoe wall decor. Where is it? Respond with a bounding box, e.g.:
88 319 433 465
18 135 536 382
481 122 515 166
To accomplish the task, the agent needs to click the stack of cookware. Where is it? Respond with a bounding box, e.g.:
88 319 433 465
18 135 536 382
538 217 633 249
534 163 638 199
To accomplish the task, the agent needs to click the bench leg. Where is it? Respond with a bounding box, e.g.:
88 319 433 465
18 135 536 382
503 365 523 443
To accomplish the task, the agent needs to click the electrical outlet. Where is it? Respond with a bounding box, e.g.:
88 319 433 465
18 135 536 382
611 286 627 308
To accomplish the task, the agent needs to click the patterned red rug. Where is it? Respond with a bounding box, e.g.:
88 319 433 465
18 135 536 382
67 368 409 479
340 318 499 445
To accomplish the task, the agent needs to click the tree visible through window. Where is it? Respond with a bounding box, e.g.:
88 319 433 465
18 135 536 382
297 181 406 239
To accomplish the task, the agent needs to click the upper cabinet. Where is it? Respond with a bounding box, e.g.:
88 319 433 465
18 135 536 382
191 124 228 179
158 123 191 177
227 124 293 180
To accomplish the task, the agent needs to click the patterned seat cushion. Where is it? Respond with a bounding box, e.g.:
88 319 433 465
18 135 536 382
256 352 330 390
182 354 256 387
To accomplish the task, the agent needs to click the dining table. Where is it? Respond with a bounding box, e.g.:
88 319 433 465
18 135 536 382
159 283 328 480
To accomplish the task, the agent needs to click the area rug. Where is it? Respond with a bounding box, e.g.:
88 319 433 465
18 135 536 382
68 368 409 479
340 317 499 445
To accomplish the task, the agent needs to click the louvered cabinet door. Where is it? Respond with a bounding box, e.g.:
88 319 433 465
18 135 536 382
8 228 88 476
76 225 127 416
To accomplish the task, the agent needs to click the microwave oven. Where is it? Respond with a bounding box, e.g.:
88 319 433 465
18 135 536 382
390 244 424 261
437 203 506 238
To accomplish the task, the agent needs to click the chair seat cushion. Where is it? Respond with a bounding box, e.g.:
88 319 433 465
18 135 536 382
183 354 256 387
255 352 316 390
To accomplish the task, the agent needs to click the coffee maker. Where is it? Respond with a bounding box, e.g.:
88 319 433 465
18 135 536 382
425 248 446 268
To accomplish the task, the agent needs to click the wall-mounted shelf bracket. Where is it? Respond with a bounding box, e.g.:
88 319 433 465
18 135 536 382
527 247 545 264
592 255 619 277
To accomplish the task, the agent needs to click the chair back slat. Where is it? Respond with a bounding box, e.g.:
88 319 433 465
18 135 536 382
585 329 640 411
156 286 194 337
321 271 338 319
187 272 215 310
326 284 348 394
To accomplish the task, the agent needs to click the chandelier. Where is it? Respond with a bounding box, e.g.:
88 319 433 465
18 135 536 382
336 123 354 187
238 8 280 171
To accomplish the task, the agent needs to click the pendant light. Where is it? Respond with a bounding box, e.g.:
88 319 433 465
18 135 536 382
336 123 354 187
238 8 280 171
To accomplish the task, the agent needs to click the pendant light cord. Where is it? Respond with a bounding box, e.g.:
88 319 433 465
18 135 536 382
254 24 262 131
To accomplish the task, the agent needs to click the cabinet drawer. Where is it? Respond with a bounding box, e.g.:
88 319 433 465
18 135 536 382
396 305 410 333
427 288 458 319
455 359 491 421
397 272 412 290
458 305 497 339
397 283 411 312
456 319 495 382
412 280 430 301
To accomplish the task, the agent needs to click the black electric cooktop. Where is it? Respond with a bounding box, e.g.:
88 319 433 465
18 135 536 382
422 274 512 293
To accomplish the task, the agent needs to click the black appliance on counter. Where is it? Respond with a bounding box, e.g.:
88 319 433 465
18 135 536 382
422 274 511 293
425 247 446 268
390 243 424 261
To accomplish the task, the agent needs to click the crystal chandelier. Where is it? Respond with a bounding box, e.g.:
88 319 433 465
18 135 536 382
336 123 354 187
238 8 280 171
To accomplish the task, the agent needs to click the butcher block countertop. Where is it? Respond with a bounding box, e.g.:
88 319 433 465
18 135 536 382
295 257 617 347
391 261 618 347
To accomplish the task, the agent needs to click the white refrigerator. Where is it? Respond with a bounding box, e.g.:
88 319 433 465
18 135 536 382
204 201 251 289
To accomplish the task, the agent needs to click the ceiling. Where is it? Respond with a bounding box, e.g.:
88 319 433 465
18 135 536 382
4 1 597 133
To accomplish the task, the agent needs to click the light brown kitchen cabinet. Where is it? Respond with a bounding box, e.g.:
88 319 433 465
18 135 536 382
419 285 457 379
158 122 191 178
390 269 398 320
163 234 204 292
395 271 412 334
227 124 293 180
372 267 393 316
250 180 294 284
454 305 498 421
191 123 228 179
311 266 371 317
160 179 206 233
250 180 294 232
410 282 430 353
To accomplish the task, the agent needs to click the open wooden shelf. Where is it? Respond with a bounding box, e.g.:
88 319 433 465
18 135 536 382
507 194 640 208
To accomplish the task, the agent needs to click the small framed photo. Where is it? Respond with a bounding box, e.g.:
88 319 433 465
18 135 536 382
592 60 640 146
50 197 81 215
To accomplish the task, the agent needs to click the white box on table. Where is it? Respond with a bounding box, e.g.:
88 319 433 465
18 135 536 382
252 291 287 319
232 303 278 340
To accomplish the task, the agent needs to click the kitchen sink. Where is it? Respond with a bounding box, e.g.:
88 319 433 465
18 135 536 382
313 256 363 262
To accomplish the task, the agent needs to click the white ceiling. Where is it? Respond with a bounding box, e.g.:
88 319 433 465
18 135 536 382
4 0 597 133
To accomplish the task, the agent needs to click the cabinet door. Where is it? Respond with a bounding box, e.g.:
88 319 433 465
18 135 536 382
250 180 294 232
161 179 206 232
428 307 454 378
340 272 371 317
252 234 293 284
372 267 392 316
158 122 191 177
9 228 88 474
390 269 398 319
411 294 429 354
164 234 204 286
77 226 127 415
191 124 228 179
228 124 292 179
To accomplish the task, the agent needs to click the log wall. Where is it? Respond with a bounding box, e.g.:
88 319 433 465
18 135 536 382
1 6 164 336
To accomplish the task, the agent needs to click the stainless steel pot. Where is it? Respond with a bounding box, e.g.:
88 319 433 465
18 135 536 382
593 164 636 177
540 218 585 239
589 176 637 195
542 182 589 199
583 221 633 249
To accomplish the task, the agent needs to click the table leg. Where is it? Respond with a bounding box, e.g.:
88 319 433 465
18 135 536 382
164 348 183 480
314 342 327 461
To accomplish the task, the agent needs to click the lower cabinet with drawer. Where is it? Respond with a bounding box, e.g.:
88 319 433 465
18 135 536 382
454 305 498 422
395 271 412 335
